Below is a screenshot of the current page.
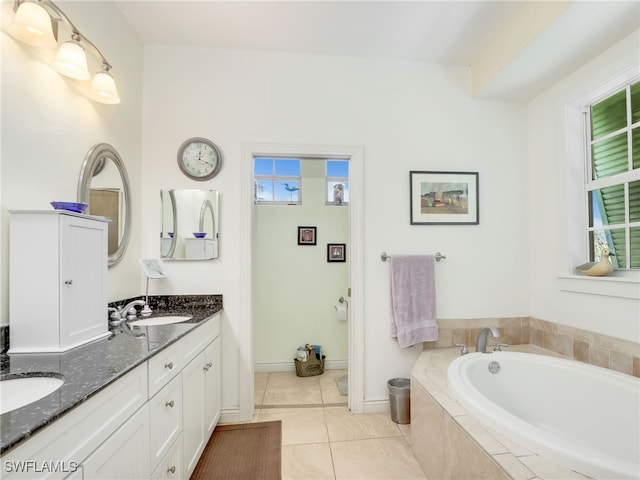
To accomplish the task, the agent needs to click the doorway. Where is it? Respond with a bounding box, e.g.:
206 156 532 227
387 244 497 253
253 156 348 407
239 143 364 419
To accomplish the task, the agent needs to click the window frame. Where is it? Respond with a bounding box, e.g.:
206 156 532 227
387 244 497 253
584 80 640 270
325 159 349 206
253 157 302 205
560 66 640 299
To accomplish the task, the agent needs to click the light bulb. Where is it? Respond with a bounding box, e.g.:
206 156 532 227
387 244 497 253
53 40 90 80
7 2 57 49
89 69 121 104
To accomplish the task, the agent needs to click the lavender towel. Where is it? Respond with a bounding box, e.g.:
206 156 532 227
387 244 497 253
390 255 438 348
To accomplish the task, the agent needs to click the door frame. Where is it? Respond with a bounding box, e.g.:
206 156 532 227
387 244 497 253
239 143 364 416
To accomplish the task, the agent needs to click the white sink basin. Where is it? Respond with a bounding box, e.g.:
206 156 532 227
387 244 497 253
0 375 64 415
128 315 193 327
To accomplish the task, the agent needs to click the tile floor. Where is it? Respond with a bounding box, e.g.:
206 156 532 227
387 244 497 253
253 369 427 480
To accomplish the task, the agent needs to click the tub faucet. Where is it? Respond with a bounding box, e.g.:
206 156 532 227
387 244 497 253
475 326 500 353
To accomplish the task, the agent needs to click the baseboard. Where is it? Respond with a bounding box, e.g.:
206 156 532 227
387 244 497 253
254 358 348 373
219 407 244 424
363 398 390 414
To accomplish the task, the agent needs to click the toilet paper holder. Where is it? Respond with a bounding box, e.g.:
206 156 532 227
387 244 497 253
337 296 348 305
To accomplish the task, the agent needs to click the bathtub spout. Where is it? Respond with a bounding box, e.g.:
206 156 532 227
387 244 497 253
475 326 500 353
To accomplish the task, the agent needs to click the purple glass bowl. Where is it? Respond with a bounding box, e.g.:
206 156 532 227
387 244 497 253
50 202 88 213
193 232 206 238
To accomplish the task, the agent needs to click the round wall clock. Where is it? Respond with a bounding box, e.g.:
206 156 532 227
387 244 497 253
177 137 222 181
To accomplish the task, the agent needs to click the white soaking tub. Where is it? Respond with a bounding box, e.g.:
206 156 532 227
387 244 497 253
447 351 640 480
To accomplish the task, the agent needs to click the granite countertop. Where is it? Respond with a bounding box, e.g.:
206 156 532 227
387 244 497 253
0 297 222 455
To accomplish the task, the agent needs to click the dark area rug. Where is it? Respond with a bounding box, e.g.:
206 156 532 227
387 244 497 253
190 420 282 480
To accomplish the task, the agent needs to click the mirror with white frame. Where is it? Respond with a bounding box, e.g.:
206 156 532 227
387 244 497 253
161 189 219 260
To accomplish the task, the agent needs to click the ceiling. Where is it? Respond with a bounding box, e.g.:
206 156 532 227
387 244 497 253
114 1 640 102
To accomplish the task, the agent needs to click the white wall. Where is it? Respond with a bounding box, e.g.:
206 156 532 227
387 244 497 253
141 46 531 409
253 159 348 369
0 1 144 323
527 29 640 343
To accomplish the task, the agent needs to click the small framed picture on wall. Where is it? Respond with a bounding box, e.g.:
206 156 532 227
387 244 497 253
327 243 346 262
298 226 317 245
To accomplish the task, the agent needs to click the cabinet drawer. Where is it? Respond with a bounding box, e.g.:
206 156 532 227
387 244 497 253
148 341 183 397
149 375 182 471
151 435 183 480
182 314 220 365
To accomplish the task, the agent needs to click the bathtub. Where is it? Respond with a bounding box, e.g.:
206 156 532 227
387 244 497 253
447 351 640 480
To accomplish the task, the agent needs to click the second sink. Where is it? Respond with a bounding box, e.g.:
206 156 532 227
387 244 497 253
128 315 193 327
1 374 65 415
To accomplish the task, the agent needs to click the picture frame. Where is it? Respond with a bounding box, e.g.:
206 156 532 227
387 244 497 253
409 171 479 225
297 226 317 245
327 243 346 262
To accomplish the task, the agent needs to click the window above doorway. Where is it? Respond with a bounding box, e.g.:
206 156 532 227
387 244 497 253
254 158 301 205
326 159 349 205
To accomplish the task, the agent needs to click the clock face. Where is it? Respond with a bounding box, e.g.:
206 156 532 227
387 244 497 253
177 138 221 180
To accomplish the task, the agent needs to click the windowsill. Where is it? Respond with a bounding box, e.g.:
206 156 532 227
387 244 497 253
558 272 640 299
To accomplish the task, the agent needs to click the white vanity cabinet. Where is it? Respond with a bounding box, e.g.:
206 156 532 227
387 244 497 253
149 312 222 479
9 211 110 353
1 313 222 480
182 319 222 478
1 363 149 480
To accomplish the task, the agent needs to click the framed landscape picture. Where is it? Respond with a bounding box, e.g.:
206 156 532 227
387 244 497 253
409 171 479 225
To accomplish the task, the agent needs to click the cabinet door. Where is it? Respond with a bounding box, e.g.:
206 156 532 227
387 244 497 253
59 215 108 349
82 405 150 479
149 374 182 470
204 337 221 437
182 351 205 479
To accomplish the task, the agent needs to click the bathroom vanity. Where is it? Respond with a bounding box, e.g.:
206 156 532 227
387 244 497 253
0 308 222 480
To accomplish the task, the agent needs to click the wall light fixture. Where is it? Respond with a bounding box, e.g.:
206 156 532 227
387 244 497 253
8 0 121 104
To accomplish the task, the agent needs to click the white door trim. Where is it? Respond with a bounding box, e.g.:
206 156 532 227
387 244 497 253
239 142 364 418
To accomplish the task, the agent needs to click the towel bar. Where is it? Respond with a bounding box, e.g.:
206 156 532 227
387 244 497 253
380 251 446 262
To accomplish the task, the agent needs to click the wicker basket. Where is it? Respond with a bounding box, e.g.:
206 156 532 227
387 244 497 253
294 346 325 377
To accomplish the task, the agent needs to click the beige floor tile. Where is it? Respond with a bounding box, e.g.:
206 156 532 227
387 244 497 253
282 443 336 480
325 406 402 442
257 407 329 445
255 372 268 405
262 372 324 406
331 437 427 480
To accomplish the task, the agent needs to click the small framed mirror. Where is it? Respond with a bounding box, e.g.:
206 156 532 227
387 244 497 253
161 189 219 260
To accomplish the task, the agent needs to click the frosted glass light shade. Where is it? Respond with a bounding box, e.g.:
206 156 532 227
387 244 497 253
89 71 120 104
53 41 90 80
7 2 57 49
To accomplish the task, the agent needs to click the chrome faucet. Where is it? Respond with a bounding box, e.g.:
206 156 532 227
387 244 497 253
110 299 146 325
475 326 501 353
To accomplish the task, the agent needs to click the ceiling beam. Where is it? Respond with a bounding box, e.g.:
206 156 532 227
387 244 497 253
469 0 573 97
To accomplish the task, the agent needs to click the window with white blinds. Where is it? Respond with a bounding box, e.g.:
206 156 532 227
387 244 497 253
585 79 640 269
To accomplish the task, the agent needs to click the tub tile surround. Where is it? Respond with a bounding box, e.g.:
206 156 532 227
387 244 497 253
425 316 640 378
411 345 594 480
